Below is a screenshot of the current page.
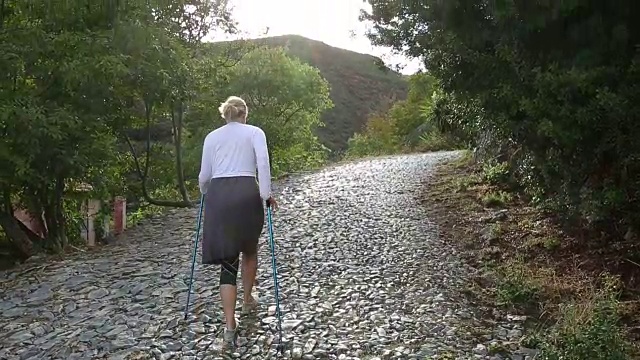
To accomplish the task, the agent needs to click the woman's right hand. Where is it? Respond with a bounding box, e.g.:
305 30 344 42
266 196 278 210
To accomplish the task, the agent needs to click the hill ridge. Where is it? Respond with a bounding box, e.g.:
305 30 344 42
218 34 408 153
261 34 388 61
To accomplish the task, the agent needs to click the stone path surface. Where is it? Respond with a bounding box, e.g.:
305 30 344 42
0 152 530 360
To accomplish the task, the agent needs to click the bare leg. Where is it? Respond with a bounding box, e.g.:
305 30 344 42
220 285 237 329
242 251 258 304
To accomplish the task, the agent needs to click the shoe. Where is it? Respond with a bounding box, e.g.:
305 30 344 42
242 297 259 315
222 328 237 350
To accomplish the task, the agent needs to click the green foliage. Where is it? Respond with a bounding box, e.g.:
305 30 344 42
223 46 333 174
415 131 460 153
257 35 408 153
495 269 631 358
481 191 513 208
482 162 511 186
363 0 640 234
0 0 135 251
538 277 631 360
364 1 639 354
0 1 334 260
525 236 561 252
392 73 437 142
346 72 461 157
345 115 400 158
345 133 379 158
496 264 540 307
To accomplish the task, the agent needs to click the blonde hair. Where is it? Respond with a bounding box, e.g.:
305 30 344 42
218 96 248 122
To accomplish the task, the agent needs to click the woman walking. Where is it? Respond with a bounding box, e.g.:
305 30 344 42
198 96 278 349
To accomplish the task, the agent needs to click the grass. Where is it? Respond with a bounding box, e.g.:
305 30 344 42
419 150 640 359
481 190 513 208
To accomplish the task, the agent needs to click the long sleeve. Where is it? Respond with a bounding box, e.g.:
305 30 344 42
198 135 213 194
252 128 272 200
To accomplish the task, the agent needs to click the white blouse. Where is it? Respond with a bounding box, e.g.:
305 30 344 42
198 122 272 200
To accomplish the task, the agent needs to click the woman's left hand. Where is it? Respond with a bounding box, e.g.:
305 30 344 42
266 196 278 210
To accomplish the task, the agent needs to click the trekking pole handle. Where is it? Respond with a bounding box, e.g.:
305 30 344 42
265 199 272 208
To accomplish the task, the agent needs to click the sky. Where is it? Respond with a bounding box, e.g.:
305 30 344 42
207 0 423 74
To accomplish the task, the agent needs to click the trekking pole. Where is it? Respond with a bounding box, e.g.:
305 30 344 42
183 195 205 320
266 199 284 354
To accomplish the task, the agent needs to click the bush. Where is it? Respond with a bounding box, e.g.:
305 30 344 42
345 133 399 158
345 72 462 158
346 114 401 158
481 190 513 208
495 261 541 307
482 162 511 186
538 276 631 360
270 142 328 176
364 0 640 236
415 130 461 152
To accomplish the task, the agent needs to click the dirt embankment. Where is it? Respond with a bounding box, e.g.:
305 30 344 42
419 153 640 358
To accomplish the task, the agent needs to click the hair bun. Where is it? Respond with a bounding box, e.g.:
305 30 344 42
218 96 247 121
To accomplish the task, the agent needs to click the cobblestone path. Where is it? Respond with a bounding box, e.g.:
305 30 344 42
0 152 530 360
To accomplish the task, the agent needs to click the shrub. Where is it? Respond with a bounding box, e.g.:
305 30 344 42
495 261 541 307
482 161 511 186
346 114 401 158
481 190 513 207
538 276 631 360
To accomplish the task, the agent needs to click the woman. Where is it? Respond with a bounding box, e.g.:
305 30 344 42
198 95 278 349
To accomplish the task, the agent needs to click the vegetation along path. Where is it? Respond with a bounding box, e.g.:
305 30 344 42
1 153 535 360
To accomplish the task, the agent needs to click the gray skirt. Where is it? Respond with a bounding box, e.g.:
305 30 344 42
202 176 264 265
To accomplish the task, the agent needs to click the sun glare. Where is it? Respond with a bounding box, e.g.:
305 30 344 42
209 0 423 74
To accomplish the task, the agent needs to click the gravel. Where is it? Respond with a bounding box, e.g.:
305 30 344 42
0 152 536 359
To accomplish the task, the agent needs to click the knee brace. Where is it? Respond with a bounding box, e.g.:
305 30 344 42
220 257 239 286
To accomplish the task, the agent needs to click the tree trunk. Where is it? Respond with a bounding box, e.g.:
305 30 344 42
43 205 61 252
0 210 33 259
16 218 45 244
42 176 67 252
55 176 67 249
124 100 193 208
0 187 37 258
172 101 192 205
0 0 5 29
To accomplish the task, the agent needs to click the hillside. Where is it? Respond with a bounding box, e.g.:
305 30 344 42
254 35 408 153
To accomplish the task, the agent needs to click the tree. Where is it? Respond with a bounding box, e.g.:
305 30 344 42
116 1 237 208
0 0 335 261
218 46 333 175
389 72 438 144
117 26 197 208
0 0 238 257
362 0 640 231
0 1 129 254
346 113 400 158
344 71 461 156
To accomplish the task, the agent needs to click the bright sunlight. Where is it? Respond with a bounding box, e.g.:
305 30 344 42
211 0 422 74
